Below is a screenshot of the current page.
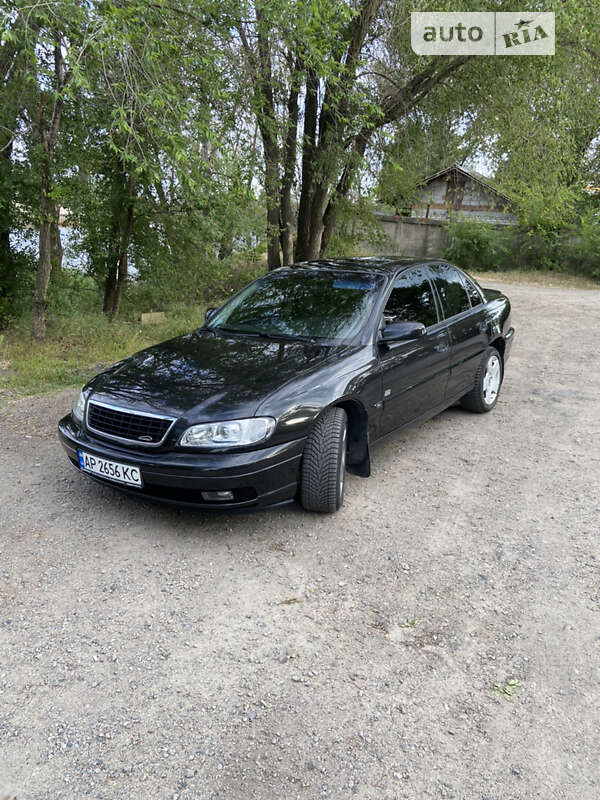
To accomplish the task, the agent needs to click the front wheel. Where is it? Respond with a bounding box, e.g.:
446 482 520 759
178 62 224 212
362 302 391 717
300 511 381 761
300 407 347 513
460 347 503 413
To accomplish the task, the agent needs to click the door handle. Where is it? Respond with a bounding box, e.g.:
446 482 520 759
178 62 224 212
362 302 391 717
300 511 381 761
434 342 449 352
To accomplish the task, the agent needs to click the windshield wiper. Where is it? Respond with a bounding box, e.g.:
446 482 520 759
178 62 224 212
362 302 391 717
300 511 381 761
210 325 320 343
210 325 260 338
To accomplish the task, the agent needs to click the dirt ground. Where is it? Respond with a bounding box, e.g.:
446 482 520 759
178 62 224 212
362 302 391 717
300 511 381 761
1 282 598 800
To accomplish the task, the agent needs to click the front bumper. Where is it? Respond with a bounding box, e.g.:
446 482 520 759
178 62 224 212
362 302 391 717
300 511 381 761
58 415 304 510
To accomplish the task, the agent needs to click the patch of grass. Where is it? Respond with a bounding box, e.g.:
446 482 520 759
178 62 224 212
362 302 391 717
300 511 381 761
473 270 599 290
0 302 209 396
493 678 523 701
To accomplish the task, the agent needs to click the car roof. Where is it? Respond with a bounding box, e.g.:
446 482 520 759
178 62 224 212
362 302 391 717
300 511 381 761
291 257 442 276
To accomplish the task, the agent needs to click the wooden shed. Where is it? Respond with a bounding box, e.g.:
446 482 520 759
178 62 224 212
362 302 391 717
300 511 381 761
411 164 516 225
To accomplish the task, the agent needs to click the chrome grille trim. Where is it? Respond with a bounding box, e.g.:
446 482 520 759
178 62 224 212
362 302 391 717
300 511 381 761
85 398 177 447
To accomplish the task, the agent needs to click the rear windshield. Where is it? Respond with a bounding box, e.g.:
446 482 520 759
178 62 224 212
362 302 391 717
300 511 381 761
208 269 383 342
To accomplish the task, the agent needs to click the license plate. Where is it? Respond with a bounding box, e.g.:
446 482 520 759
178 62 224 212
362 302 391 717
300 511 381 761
77 450 143 487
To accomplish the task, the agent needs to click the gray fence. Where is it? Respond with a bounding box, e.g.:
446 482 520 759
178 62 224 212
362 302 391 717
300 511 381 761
374 214 447 258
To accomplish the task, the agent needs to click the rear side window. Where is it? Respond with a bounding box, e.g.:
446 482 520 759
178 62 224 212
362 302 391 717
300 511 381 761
384 268 439 328
431 264 471 318
463 275 484 307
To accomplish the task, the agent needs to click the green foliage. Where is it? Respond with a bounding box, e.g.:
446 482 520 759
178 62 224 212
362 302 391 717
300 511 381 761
377 117 468 213
443 214 600 281
127 248 266 310
562 212 600 281
1 0 599 343
443 217 510 272
493 678 522 702
46 269 101 319
323 195 390 257
0 249 36 325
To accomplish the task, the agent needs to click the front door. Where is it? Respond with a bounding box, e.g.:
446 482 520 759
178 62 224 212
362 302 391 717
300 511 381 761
378 267 451 436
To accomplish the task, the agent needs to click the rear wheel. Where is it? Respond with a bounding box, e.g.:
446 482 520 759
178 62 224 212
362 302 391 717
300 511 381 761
300 407 347 513
460 347 503 413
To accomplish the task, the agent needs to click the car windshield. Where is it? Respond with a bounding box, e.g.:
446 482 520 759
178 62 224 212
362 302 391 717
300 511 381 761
207 269 383 342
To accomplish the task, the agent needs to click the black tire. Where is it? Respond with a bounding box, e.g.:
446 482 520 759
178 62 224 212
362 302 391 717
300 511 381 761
300 407 347 513
460 346 503 413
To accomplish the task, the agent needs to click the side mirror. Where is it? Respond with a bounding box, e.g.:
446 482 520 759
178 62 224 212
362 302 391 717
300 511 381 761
205 307 216 323
381 321 426 343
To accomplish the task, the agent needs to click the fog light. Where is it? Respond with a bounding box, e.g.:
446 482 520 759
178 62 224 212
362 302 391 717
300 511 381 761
201 490 234 502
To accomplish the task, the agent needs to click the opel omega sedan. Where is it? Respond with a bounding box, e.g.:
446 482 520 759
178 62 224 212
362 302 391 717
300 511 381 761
58 258 514 513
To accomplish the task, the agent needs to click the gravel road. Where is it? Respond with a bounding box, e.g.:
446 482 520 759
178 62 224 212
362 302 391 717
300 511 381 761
1 282 598 799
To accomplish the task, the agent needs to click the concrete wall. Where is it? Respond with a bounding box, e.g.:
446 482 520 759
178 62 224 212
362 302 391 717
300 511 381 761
374 214 447 258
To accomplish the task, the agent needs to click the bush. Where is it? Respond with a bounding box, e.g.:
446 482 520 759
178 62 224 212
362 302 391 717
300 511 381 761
443 217 509 272
0 249 36 327
47 269 102 319
323 196 390 257
563 213 600 281
443 214 600 281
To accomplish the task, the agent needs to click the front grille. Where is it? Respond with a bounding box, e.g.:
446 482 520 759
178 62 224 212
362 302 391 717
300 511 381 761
87 401 175 445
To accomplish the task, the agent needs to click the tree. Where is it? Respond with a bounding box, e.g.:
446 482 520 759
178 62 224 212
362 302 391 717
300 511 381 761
0 5 41 326
232 0 600 267
3 0 103 339
377 115 469 214
31 29 68 339
233 1 476 267
74 0 234 318
3 0 235 333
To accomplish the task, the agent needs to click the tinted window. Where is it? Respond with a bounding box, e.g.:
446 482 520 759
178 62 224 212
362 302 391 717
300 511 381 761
432 265 471 318
463 275 483 307
383 268 439 328
208 269 384 342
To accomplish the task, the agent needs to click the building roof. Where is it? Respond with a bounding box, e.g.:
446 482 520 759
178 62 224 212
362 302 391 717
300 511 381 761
419 163 512 204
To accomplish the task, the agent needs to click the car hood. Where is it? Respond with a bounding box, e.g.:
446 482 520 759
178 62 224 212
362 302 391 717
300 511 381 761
87 329 355 421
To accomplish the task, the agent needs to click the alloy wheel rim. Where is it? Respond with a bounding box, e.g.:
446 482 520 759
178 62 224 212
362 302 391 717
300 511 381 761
483 355 501 405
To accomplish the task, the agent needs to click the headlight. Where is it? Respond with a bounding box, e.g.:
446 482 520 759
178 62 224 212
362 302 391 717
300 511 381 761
179 417 276 448
72 390 86 423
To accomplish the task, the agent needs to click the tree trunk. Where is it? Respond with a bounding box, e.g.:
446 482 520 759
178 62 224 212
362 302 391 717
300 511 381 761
321 131 370 254
103 165 135 317
295 67 318 261
32 166 53 340
103 260 117 313
32 196 62 339
279 59 301 265
109 188 135 318
254 12 281 270
0 139 15 328
50 209 62 275
31 42 65 340
262 144 281 270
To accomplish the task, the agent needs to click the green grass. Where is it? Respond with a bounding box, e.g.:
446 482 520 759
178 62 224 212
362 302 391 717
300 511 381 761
0 303 209 396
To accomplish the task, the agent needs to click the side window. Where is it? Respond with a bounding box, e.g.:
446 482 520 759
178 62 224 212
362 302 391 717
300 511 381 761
383 268 439 328
432 264 471 318
463 275 484 307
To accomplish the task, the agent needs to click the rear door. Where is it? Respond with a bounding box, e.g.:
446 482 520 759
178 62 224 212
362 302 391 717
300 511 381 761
377 267 451 436
429 264 489 398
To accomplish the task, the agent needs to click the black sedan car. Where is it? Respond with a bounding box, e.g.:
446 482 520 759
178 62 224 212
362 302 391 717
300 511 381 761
59 258 514 513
